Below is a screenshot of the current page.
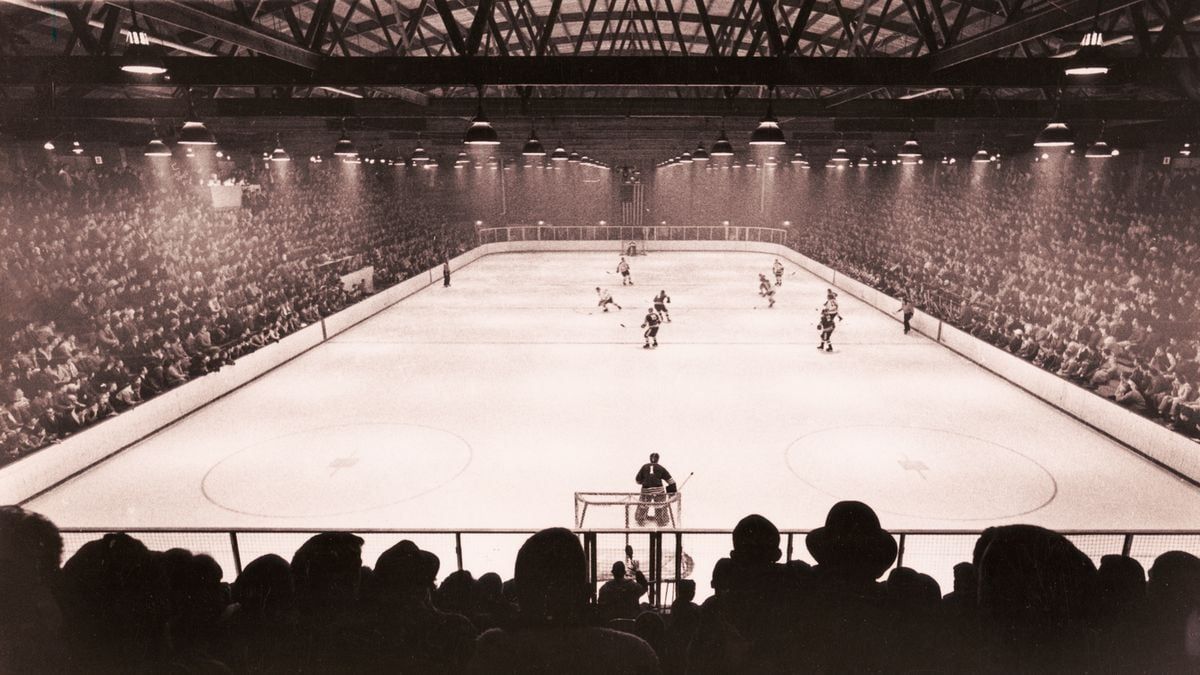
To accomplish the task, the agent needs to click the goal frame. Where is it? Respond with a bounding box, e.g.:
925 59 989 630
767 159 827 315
574 489 681 528
621 239 649 256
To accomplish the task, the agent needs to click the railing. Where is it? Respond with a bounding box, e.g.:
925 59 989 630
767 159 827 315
57 527 1200 608
477 224 790 246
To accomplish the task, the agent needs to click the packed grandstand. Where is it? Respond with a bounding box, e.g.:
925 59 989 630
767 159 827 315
3 158 1198 464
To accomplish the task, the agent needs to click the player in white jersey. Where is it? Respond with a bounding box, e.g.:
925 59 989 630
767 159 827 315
596 287 622 312
773 259 784 286
617 257 633 286
653 290 671 322
818 289 842 351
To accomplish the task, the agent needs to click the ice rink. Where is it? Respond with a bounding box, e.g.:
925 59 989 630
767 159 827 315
23 252 1200 588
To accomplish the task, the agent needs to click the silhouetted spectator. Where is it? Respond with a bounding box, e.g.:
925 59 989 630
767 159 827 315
599 560 649 621
469 527 660 674
1143 551 1200 672
0 506 64 673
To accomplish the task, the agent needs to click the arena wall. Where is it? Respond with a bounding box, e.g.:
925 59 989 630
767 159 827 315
4 240 1195 503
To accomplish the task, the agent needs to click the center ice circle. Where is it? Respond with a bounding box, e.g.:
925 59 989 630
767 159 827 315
201 423 472 518
785 426 1057 521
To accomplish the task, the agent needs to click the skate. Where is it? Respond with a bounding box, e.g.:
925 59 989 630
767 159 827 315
818 343 825 350
643 343 651 349
652 342 658 348
826 345 833 352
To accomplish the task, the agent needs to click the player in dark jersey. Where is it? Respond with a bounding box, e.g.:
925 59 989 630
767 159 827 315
654 290 671 322
641 307 661 349
635 452 677 526
758 274 771 296
617 257 633 286
765 285 776 309
773 259 784 286
818 289 842 351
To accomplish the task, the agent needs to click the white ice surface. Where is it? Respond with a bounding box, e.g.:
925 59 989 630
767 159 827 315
25 253 1200 586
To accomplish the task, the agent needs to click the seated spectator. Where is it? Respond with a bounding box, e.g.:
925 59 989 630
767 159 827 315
599 560 649 621
469 527 660 674
0 506 64 673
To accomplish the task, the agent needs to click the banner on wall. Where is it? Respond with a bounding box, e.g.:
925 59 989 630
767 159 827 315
340 266 375 294
209 184 244 209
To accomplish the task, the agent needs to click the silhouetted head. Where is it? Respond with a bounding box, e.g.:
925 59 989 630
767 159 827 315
436 570 476 615
1097 554 1146 613
375 539 439 598
731 514 781 565
0 505 62 582
514 528 589 624
292 532 364 610
612 561 627 579
806 501 897 582
676 579 696 603
234 554 295 616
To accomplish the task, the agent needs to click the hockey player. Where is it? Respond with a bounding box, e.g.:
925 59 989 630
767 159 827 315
765 285 777 309
653 290 671 322
818 289 842 351
596 287 622 312
634 452 677 526
758 274 771 296
617 257 633 286
641 306 661 349
773 259 784 286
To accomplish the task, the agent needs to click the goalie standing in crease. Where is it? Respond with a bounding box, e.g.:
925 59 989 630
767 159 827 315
635 452 677 526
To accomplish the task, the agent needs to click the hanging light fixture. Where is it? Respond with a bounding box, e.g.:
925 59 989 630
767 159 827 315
898 131 922 159
972 147 992 163
120 4 167 76
1178 141 1192 157
70 137 84 155
550 145 569 162
43 139 56 151
455 150 470 167
749 87 786 146
522 127 546 156
790 148 805 165
1065 32 1109 77
1085 139 1117 158
830 145 851 164
679 152 693 164
143 125 171 157
463 86 500 146
710 130 735 156
411 144 430 164
177 91 216 145
333 118 358 158
568 151 581 163
269 135 290 162
692 143 710 162
1034 120 1075 147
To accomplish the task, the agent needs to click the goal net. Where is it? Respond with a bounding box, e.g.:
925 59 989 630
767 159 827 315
574 489 681 528
621 240 648 256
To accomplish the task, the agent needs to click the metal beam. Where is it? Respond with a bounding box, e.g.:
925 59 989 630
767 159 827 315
2 55 1191 87
4 95 1195 120
928 0 1149 69
432 0 469 54
105 0 322 68
466 0 498 54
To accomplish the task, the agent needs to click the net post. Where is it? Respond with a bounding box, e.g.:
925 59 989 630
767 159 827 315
455 532 464 572
896 533 907 568
674 532 683 583
1121 533 1134 557
585 531 599 603
229 531 244 577
786 532 794 563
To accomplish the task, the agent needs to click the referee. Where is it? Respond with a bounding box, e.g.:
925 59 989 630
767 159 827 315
634 453 677 526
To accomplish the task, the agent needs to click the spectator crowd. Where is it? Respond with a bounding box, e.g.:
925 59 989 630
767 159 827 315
2 501 1199 673
787 159 1200 438
1 163 476 463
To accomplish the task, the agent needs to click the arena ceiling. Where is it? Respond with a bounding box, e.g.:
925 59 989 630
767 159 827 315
0 0 1197 163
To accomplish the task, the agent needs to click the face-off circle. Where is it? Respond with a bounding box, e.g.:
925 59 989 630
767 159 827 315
201 423 473 518
785 425 1057 521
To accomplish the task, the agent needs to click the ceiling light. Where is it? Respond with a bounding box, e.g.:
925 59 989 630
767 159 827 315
455 150 470 166
568 151 581 163
1085 139 1117 158
333 120 358 158
692 144 710 162
269 136 290 162
121 31 167 75
679 152 693 164
898 132 922 158
411 146 430 163
463 108 500 145
710 130 735 156
522 130 546 156
1179 142 1192 157
972 148 992 163
177 119 216 146
790 150 805 165
143 137 171 157
310 155 323 164
550 145 569 161
1065 31 1109 77
749 100 786 146
43 139 55 151
70 138 84 155
830 146 851 164
1034 120 1075 147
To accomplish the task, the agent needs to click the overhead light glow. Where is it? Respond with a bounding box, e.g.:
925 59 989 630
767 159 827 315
1033 120 1075 147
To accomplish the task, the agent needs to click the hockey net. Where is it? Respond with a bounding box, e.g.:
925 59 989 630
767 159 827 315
574 489 681 528
622 240 648 256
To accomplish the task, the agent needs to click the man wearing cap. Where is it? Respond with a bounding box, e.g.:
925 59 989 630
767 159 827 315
634 453 676 526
